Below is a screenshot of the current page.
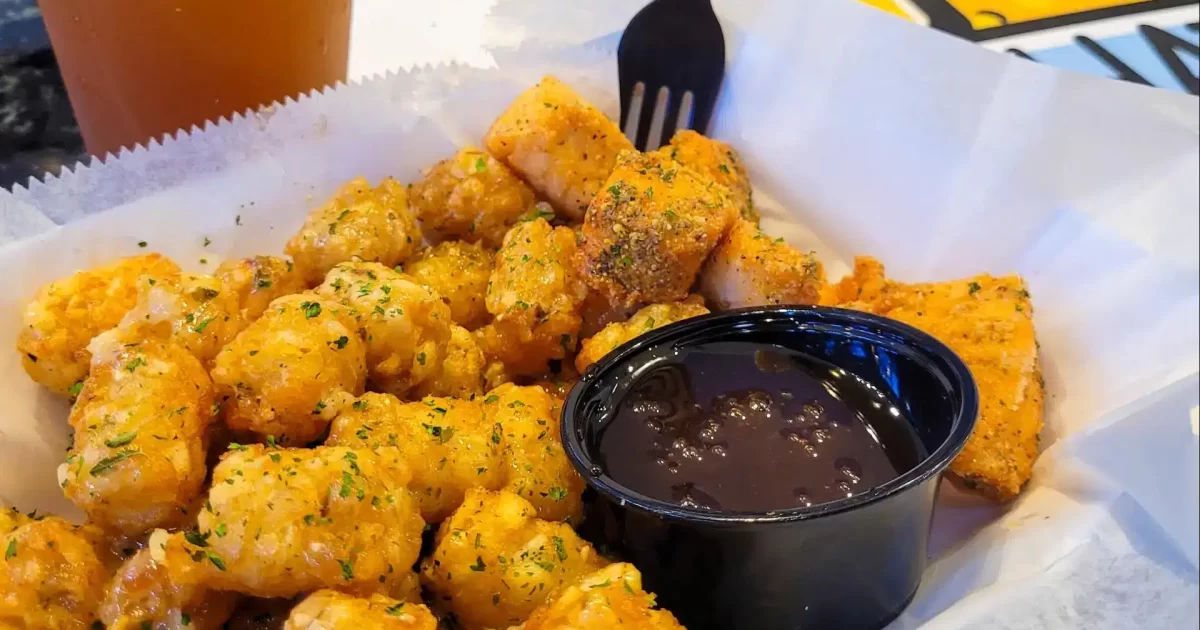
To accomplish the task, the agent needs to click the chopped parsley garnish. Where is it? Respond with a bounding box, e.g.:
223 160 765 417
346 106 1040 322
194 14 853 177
968 281 982 295
417 352 426 365
184 530 210 548
192 318 213 334
124 357 147 372
4 539 15 560
469 556 487 571
385 602 407 615
90 450 140 475
548 487 568 501
718 163 731 174
332 335 349 350
137 241 148 248
552 536 567 561
104 432 137 448
68 381 84 397
301 301 322 318
338 557 355 580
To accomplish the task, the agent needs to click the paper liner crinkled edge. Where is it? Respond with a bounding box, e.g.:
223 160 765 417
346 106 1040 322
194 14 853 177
0 41 621 249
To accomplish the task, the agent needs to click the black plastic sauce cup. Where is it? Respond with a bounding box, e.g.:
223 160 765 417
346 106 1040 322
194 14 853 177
562 306 979 630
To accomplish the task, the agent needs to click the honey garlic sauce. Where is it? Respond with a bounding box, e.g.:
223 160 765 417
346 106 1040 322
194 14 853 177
596 341 927 512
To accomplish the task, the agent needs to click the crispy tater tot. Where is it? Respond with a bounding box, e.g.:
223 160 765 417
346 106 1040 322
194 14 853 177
522 563 684 630
283 590 438 630
579 150 737 307
575 296 709 373
405 240 494 330
476 219 587 377
699 220 827 310
0 516 109 629
216 256 307 323
195 445 424 599
116 272 246 365
61 329 215 536
100 530 238 630
484 76 634 221
327 394 503 523
17 253 181 395
315 262 454 398
413 325 486 399
285 177 421 286
838 258 1043 501
409 147 539 249
654 129 755 221
421 489 605 630
484 384 584 522
210 293 366 444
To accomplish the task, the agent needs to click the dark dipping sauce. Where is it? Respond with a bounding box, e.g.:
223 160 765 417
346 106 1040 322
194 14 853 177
596 341 928 512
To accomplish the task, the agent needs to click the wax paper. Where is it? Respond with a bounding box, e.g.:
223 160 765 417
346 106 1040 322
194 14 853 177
0 0 1196 627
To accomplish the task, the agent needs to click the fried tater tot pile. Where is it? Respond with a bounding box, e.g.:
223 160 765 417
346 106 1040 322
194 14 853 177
284 590 438 630
484 76 633 221
17 253 181 395
409 147 539 249
10 74 1049 628
286 177 421 286
196 445 425 599
0 515 110 629
211 293 366 444
835 257 1043 501
422 489 605 630
61 328 215 535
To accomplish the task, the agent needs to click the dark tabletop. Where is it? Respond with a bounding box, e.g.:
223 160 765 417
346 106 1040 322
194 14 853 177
0 0 85 192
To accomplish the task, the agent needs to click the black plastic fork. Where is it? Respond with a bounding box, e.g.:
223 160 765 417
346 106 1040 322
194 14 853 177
618 0 725 151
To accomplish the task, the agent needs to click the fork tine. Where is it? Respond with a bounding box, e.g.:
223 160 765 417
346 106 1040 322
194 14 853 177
632 84 660 150
622 82 646 143
659 87 693 147
643 86 670 151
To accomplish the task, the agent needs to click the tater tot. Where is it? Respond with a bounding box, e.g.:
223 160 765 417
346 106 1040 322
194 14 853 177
210 293 366 444
522 563 684 630
409 147 539 249
327 394 503 523
412 325 486 399
575 295 709 372
117 272 246 365
17 253 181 395
484 384 584 522
699 219 827 310
579 150 737 307
61 329 215 536
484 76 634 221
421 489 605 630
196 445 424 599
216 256 308 323
654 129 755 221
0 516 109 629
316 262 453 398
284 590 438 630
100 530 238 630
476 219 587 377
285 177 421 286
404 240 494 330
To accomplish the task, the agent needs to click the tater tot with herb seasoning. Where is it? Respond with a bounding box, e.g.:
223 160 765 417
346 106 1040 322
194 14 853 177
522 563 685 630
0 516 110 629
412 324 486 400
316 262 455 398
476 218 588 377
409 147 539 249
484 384 584 522
216 255 307 323
100 530 239 630
284 590 438 630
484 76 634 221
17 253 181 396
421 489 605 630
575 295 709 373
196 445 425 599
579 150 737 307
61 329 215 536
654 129 756 221
285 177 421 286
210 294 366 445
116 272 246 365
405 240 494 330
699 220 827 310
327 394 503 523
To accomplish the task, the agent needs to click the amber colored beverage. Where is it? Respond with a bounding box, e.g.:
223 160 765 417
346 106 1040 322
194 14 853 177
39 0 351 156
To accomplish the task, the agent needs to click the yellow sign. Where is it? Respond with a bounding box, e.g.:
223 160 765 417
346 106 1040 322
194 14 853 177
941 0 1150 29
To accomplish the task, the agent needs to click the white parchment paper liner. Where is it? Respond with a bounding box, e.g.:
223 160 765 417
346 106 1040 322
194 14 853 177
1 0 1196 627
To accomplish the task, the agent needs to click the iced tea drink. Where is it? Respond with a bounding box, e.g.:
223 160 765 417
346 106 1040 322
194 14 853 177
40 0 351 156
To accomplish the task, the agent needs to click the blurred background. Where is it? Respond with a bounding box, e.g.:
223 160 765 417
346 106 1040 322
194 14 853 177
1 0 1196 191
